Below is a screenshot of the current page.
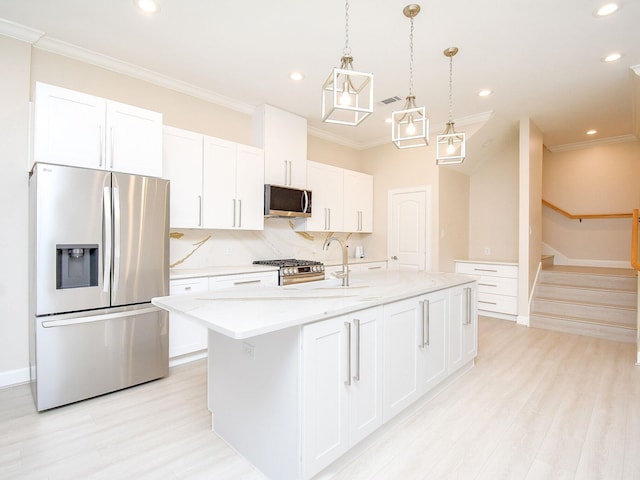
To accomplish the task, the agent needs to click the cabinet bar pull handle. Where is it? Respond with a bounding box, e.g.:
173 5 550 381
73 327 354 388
328 208 331 230
474 268 498 272
478 283 497 287
185 286 192 291
109 127 114 169
425 299 430 347
99 125 103 167
232 199 236 227
198 195 202 227
479 300 497 305
465 287 472 325
288 160 292 186
238 199 242 228
354 319 360 382
283 160 288 185
233 279 261 285
368 266 382 270
344 321 352 386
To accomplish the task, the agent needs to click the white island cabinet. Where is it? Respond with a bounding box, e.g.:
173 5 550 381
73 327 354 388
153 270 477 480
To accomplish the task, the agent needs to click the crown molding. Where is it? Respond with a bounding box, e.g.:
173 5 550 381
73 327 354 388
0 17 44 43
546 134 639 153
0 17 256 116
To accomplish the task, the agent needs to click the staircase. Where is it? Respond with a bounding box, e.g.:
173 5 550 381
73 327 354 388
530 264 638 343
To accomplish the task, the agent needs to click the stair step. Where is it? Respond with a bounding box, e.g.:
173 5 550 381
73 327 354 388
535 284 637 308
530 313 636 343
532 298 636 326
539 270 636 291
532 265 638 342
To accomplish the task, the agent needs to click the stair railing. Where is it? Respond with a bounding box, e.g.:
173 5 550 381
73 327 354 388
632 209 640 271
542 199 633 221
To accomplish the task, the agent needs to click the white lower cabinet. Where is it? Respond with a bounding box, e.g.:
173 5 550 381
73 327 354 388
449 284 478 375
382 288 448 421
168 278 209 358
302 306 383 479
169 271 278 360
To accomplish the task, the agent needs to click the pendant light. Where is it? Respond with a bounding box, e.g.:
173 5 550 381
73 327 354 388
392 4 428 149
436 47 466 164
322 0 374 126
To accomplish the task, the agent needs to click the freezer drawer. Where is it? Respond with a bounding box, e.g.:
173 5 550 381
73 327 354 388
33 305 168 411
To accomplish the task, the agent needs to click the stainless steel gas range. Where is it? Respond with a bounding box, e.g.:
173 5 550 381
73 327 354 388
253 259 325 285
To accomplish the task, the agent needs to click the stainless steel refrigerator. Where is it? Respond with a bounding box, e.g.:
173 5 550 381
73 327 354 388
28 163 170 411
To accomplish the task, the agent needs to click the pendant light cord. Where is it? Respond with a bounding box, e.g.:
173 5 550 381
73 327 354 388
343 0 351 57
448 54 453 122
408 15 414 96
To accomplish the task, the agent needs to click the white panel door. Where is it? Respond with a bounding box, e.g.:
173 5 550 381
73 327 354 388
388 187 430 271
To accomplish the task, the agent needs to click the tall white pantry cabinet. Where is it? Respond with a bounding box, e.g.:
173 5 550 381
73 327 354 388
33 82 163 178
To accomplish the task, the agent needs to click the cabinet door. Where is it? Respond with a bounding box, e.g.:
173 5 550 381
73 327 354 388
449 283 477 374
348 307 383 446
106 101 163 177
302 317 350 479
235 145 265 230
168 278 208 358
256 104 307 188
304 161 344 232
343 170 373 233
202 136 237 229
33 82 105 170
162 126 204 228
382 297 422 421
420 289 448 393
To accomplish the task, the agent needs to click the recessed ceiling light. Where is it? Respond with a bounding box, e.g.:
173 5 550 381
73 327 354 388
478 89 493 97
586 129 598 135
602 52 623 62
134 0 160 14
594 2 621 17
289 71 304 81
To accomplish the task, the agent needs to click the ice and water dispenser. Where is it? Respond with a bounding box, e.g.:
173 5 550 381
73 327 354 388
56 244 99 289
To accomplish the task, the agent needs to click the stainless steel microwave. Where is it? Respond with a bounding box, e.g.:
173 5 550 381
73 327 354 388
264 184 312 217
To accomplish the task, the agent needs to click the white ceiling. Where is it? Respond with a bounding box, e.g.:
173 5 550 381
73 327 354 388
0 0 638 152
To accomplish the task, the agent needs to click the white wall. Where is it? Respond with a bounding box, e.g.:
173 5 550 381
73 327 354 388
542 140 640 265
518 118 543 326
0 36 31 386
468 134 519 261
438 168 469 273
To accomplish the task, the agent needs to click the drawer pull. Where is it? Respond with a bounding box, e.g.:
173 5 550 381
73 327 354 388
478 283 497 287
474 268 498 272
479 300 497 305
367 266 383 270
185 286 192 291
233 279 261 286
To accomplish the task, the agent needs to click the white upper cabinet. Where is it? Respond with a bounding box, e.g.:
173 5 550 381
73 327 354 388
33 82 162 177
253 104 307 188
203 136 265 230
343 169 373 233
163 126 264 230
299 160 344 232
162 126 203 228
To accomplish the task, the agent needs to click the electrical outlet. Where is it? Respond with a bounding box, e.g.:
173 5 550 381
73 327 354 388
484 247 491 255
242 342 256 360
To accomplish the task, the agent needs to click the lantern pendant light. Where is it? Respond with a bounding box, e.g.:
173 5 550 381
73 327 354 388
321 0 374 126
436 47 466 164
392 4 429 148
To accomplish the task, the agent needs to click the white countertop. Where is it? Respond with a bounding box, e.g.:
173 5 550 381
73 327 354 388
170 265 279 280
153 270 475 340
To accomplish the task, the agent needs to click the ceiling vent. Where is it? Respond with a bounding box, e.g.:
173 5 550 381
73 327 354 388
378 96 403 105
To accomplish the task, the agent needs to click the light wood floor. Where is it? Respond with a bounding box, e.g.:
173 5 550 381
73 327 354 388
2 317 640 480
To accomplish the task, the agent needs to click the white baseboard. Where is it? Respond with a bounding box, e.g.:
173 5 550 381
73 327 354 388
169 350 208 368
0 367 30 389
517 314 530 327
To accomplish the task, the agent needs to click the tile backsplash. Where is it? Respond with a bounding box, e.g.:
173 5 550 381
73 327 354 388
170 217 370 269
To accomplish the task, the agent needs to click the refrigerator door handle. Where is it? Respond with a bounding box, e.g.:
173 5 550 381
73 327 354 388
113 185 121 297
103 186 112 293
41 306 161 328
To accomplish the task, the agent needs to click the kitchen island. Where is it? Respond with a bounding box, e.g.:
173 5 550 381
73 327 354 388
152 270 478 479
